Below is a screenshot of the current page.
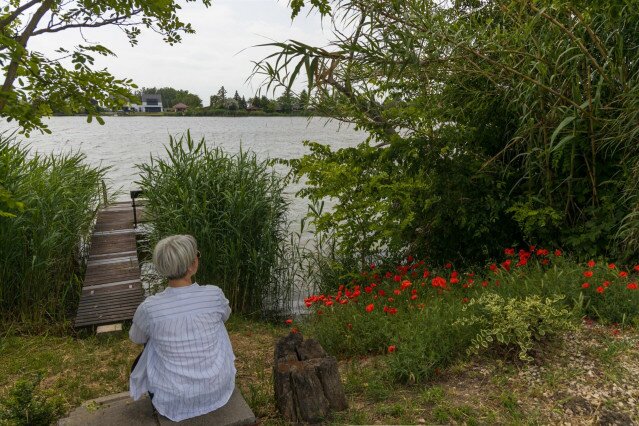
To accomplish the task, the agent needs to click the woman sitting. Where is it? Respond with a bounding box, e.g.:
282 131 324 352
129 234 236 422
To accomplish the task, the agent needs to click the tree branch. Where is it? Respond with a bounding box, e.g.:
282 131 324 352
0 0 42 30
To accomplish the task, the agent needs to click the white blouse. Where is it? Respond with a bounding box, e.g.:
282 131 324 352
129 283 236 422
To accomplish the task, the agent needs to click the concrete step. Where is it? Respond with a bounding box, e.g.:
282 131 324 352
59 388 257 426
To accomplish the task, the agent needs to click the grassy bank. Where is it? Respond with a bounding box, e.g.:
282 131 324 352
1 318 637 425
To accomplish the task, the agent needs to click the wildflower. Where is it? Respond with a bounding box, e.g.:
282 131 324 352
504 248 515 256
587 260 596 268
612 329 620 336
608 263 616 270
370 263 376 269
423 270 430 278
388 345 396 353
481 280 488 287
393 275 401 282
603 281 610 288
431 276 447 288
619 271 629 278
385 271 393 279
582 283 590 289
554 249 562 257
393 289 401 296
627 283 638 290
291 328 298 334
317 310 323 315
339 299 348 305
536 248 549 256
400 280 412 290
387 307 398 315
445 262 452 269
450 277 459 284
407 255 414 262
285 319 293 325
634 265 639 272
325 300 334 307
596 286 605 294
383 306 389 312
365 304 374 312
364 286 373 293
583 271 593 278
462 297 469 304
388 297 394 303
501 259 512 271
346 323 353 330
489 263 498 273
411 294 418 300
378 290 386 297
541 258 549 265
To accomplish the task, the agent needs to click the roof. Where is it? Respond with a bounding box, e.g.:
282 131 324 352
141 93 162 102
173 103 188 109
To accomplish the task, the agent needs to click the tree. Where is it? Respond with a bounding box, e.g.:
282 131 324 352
139 87 202 109
257 0 639 263
0 0 212 135
217 86 227 102
239 96 247 110
298 89 309 110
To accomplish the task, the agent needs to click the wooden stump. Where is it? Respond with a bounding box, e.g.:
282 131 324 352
274 333 348 424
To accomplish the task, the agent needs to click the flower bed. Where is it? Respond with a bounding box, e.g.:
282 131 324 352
292 249 639 382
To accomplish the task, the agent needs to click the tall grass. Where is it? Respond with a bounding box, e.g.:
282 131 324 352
0 134 106 325
137 132 291 316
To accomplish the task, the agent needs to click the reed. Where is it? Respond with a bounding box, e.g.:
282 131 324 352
0 134 106 325
137 132 291 316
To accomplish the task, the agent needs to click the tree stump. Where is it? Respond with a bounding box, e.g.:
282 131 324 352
273 332 348 424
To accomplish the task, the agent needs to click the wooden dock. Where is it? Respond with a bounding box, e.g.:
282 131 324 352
75 201 145 328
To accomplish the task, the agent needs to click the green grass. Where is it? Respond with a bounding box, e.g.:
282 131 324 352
0 134 106 325
137 132 292 316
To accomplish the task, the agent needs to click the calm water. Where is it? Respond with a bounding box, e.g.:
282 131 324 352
2 116 366 224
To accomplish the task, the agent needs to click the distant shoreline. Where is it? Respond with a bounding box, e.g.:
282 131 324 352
54 111 319 118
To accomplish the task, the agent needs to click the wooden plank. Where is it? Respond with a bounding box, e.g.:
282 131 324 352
75 201 146 328
96 324 123 333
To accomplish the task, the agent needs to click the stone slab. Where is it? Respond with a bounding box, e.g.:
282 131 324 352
96 323 123 333
58 388 257 426
58 392 156 426
158 388 257 426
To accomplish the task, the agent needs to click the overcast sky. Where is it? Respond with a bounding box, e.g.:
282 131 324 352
29 0 332 106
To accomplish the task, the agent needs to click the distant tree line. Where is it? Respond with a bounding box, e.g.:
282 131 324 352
209 86 310 113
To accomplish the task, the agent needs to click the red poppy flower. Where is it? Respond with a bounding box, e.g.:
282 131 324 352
387 307 398 315
501 259 512 271
583 271 593 278
388 345 396 353
370 263 376 269
285 319 293 325
462 297 469 304
541 259 549 265
582 283 590 289
489 263 498 272
378 289 386 297
423 270 430 278
431 276 447 288
608 263 616 270
504 248 515 256
393 275 401 282
365 303 374 312
385 271 393 279
481 281 488 287
291 327 298 334
364 286 373 293
387 297 394 303
401 280 412 290
536 248 549 256
410 294 418 300
554 249 562 257
317 310 323 315
407 255 414 262
627 283 638 290
603 281 610 288
339 299 348 304
634 265 639 272
619 271 629 278
393 289 401 296
587 260 596 268
444 262 452 269
450 277 459 284
596 286 605 294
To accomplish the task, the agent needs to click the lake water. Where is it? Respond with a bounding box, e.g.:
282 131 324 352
1 116 366 225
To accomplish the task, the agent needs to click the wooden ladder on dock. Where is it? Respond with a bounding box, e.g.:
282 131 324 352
75 201 145 328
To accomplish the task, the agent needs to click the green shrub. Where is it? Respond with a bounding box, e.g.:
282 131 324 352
0 134 106 325
455 293 575 361
137 132 291 316
0 374 64 426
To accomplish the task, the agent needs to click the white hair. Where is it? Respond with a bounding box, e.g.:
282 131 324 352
153 235 198 279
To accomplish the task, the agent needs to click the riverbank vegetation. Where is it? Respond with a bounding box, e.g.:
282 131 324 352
258 0 639 266
137 133 291 316
0 134 106 326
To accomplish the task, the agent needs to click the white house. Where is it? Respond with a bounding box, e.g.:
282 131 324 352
126 94 164 112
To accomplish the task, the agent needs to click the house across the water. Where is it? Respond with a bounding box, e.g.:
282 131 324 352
125 93 164 113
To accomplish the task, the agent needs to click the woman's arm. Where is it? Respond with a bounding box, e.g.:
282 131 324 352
129 303 149 344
